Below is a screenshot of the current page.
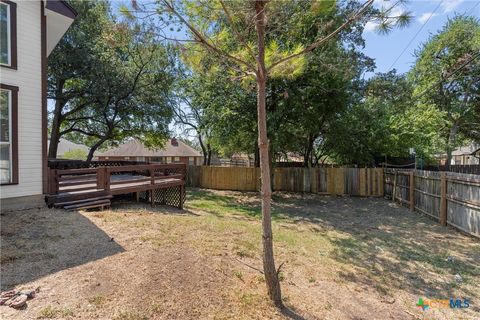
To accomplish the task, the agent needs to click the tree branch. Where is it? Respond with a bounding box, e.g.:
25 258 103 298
219 0 257 63
267 0 374 73
162 0 256 73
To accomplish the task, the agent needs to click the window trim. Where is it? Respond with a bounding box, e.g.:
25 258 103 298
0 83 18 185
0 0 17 70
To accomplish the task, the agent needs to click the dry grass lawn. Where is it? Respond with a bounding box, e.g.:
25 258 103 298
1 188 479 319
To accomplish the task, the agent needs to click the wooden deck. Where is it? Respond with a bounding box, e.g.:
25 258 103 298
47 163 186 209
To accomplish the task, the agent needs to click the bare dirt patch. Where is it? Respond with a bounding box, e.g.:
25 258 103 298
1 189 479 319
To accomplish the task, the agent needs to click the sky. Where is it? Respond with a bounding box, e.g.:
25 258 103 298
362 0 480 77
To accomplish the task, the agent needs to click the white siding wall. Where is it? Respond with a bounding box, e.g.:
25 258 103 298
0 1 42 199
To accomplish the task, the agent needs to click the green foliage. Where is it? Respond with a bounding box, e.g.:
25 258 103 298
49 1 175 160
409 15 480 160
174 1 375 164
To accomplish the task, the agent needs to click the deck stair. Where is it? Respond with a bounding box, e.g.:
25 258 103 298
46 190 112 211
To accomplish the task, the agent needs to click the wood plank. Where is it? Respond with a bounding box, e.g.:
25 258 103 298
64 199 111 210
60 174 97 181
59 179 97 187
57 168 98 175
54 195 113 207
110 177 152 185
440 172 447 226
409 171 414 211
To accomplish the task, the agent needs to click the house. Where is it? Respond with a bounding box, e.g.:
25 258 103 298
95 138 203 166
438 143 480 165
47 138 89 159
210 153 254 167
1 1 76 210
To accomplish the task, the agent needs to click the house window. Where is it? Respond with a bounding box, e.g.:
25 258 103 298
174 156 180 162
0 84 18 184
0 1 17 69
166 157 171 163
189 157 194 165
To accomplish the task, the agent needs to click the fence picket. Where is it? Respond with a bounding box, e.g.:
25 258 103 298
186 166 383 197
384 169 479 238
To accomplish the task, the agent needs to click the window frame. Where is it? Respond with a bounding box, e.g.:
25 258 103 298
0 83 18 185
0 0 17 69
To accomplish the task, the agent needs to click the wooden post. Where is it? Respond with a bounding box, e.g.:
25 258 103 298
392 170 397 203
97 168 104 190
179 185 184 209
48 168 57 194
53 169 59 194
150 190 155 206
105 168 110 191
440 172 447 226
311 168 318 194
409 171 414 212
150 168 155 185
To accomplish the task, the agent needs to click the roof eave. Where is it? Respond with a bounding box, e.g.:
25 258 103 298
45 0 77 19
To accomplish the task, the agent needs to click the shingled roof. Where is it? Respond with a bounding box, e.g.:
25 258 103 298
96 138 202 158
47 138 89 158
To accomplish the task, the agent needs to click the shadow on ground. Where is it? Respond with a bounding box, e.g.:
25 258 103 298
1 207 124 291
273 194 480 299
187 188 480 302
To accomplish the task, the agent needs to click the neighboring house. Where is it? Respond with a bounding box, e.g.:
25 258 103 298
95 138 203 166
1 1 76 210
210 153 254 167
438 143 480 165
47 138 88 158
473 147 480 160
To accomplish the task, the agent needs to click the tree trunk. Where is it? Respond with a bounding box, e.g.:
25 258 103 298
48 83 65 159
48 113 62 159
303 134 313 168
86 138 107 162
198 133 208 165
446 124 458 166
207 143 212 166
255 0 282 308
254 142 260 167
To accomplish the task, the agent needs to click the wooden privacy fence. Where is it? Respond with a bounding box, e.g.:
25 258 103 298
385 169 480 238
186 166 383 196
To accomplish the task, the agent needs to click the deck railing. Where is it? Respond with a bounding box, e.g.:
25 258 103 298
47 163 186 195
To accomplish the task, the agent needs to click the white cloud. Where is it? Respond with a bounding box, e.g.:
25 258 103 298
418 12 438 24
364 21 379 32
363 5 407 33
441 0 464 13
389 6 405 18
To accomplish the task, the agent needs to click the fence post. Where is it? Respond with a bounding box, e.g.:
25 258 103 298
409 171 414 211
440 172 447 226
392 170 397 203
